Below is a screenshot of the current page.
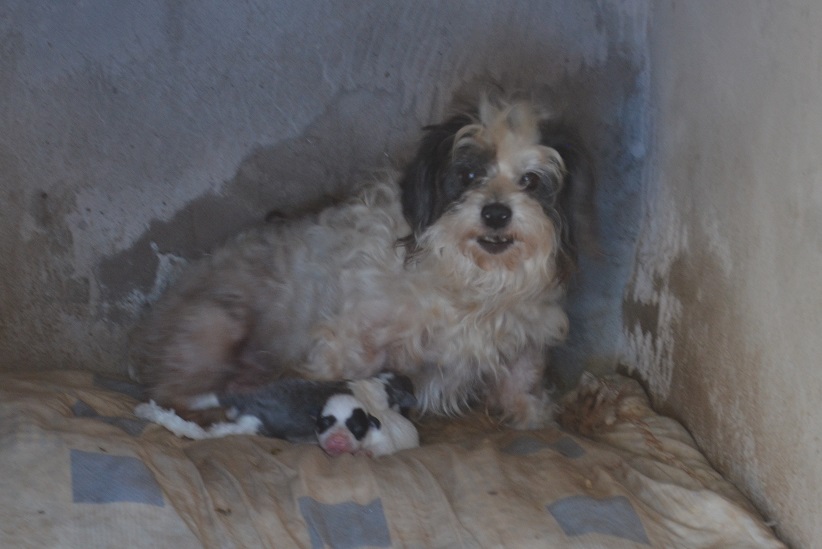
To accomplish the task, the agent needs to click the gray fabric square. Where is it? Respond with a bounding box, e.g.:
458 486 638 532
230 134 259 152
99 416 149 437
547 495 650 545
71 399 100 418
71 399 148 436
71 449 164 506
549 436 585 458
502 436 551 455
93 374 146 401
299 497 391 549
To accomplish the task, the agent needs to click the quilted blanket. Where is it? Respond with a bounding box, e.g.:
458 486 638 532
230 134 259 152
0 370 785 548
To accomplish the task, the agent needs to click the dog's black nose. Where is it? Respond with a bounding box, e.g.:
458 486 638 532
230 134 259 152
481 203 512 229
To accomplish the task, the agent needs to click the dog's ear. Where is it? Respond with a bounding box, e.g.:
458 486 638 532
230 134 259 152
380 372 418 413
400 114 473 235
538 121 598 282
390 388 417 415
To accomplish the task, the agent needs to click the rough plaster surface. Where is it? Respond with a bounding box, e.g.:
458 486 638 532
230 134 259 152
0 1 648 389
622 1 822 546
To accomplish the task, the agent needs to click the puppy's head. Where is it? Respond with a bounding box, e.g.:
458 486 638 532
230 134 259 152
315 394 381 456
400 93 591 285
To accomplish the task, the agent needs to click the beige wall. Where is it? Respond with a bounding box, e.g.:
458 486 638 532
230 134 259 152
624 2 822 546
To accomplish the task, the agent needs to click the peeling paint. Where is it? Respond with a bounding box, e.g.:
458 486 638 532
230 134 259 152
621 180 686 402
703 208 733 278
117 242 188 318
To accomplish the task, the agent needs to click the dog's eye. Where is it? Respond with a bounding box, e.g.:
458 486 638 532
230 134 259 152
458 167 482 186
519 172 541 191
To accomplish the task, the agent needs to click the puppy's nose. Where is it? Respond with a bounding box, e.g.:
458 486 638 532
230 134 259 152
481 203 512 229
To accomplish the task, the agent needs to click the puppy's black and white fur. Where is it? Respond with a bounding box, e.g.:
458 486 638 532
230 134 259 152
315 394 380 455
191 372 415 440
316 375 420 457
131 90 593 429
135 372 418 456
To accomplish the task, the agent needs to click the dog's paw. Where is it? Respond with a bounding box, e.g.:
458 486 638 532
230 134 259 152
557 372 649 435
504 389 558 430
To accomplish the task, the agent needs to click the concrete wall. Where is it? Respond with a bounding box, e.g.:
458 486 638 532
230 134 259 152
624 1 822 546
0 1 648 385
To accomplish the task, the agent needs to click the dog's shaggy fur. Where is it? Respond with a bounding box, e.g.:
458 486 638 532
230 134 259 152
130 92 593 429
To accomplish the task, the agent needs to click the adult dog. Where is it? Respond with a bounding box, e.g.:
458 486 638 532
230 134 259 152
131 90 593 429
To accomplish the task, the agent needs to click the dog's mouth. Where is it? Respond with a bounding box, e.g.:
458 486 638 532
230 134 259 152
477 234 514 254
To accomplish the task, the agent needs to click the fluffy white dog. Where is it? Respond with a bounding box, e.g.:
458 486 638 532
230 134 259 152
130 90 592 429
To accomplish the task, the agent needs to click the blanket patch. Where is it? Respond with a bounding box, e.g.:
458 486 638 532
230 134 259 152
547 495 649 544
501 435 584 458
93 374 146 401
72 399 148 437
71 449 164 506
299 497 391 549
501 435 551 455
549 436 585 458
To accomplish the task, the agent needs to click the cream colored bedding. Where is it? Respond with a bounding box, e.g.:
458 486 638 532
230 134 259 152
0 371 784 548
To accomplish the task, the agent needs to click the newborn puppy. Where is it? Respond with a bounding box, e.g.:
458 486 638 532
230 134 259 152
317 374 419 457
138 372 418 457
315 394 380 456
188 378 352 442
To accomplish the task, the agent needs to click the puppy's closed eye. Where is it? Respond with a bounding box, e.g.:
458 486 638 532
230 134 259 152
345 408 372 440
316 414 337 434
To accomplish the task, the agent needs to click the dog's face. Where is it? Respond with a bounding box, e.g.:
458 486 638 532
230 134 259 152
401 97 581 283
315 394 381 456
